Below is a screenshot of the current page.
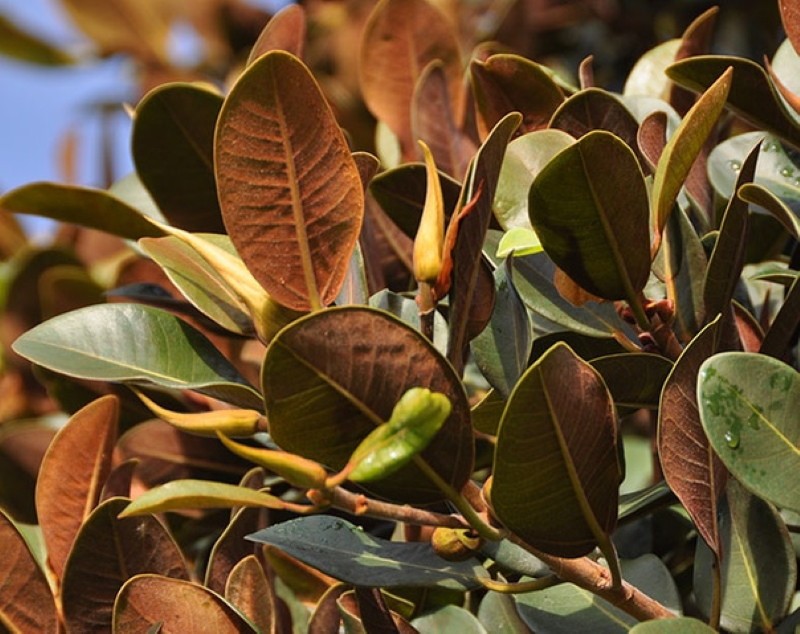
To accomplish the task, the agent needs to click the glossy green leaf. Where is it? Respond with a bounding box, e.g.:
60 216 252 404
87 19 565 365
216 51 363 312
114 574 257 633
471 53 565 139
119 480 285 517
496 228 542 257
471 388 506 436
262 306 473 503
0 13 73 65
667 55 800 149
61 498 189 633
528 130 650 301
493 129 575 231
248 515 487 591
491 342 620 557
12 303 262 409
413 605 488 633
139 235 254 336
590 353 672 410
0 510 58 633
477 591 532 634
651 66 732 238
349 388 451 482
0 182 165 241
698 352 800 512
695 479 796 632
132 82 224 233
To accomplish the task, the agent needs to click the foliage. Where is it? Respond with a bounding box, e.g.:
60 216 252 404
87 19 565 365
1 0 800 632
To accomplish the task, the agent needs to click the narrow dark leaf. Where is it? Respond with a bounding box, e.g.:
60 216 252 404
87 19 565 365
760 276 800 358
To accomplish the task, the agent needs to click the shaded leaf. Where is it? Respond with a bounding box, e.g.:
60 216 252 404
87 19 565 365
412 605 487 633
695 479 796 632
528 130 650 301
262 307 473 503
35 395 118 580
248 516 487 590
216 51 363 311
205 504 263 594
119 480 285 517
248 3 306 65
0 182 164 241
12 303 262 409
590 353 672 410
225 555 276 634
61 498 189 633
477 591 532 634
0 509 58 633
761 276 800 359
491 342 620 557
658 318 728 555
114 574 257 633
359 0 461 154
132 82 224 233
698 352 800 512
738 182 800 240
471 54 565 139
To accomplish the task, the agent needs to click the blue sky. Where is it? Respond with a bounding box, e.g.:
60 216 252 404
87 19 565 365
0 0 283 237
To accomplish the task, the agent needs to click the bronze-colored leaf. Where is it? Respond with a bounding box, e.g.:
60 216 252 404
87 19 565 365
670 7 720 115
114 574 256 633
359 0 461 156
61 498 189 633
658 318 728 556
216 51 364 312
206 506 264 595
780 0 800 57
309 584 349 634
35 395 118 580
247 3 306 65
225 555 276 634
0 510 58 633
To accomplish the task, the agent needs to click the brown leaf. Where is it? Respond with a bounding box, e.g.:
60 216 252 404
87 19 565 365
658 318 729 555
114 574 254 633
637 110 667 173
308 584 349 634
216 51 364 312
205 506 263 595
359 0 462 156
62 498 189 633
35 395 118 580
263 545 337 603
0 510 58 633
780 0 800 57
100 458 138 501
360 196 414 294
247 3 306 65
670 7 719 116
225 556 276 634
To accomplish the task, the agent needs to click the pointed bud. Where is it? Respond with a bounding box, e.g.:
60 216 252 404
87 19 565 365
413 141 445 284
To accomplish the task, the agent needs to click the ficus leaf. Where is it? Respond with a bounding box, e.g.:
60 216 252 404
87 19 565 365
349 388 451 483
247 3 306 65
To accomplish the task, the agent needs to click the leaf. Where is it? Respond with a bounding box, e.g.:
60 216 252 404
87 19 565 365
248 515 487 590
247 3 306 65
132 82 224 233
491 342 621 557
215 51 364 312
738 182 800 239
629 618 716 633
12 303 262 409
695 479 796 632
119 480 286 517
781 0 800 59
667 55 800 150
477 591 532 634
698 351 800 512
0 182 165 241
359 0 461 154
369 289 448 355
624 39 681 99
412 605 488 633
349 388 451 482
114 574 257 633
658 318 728 555
651 66 732 241
225 555 276 634
669 7 720 116
590 353 672 410
0 510 58 633
496 228 542 257
528 130 650 301
205 504 263 594
35 395 118 580
493 129 575 232
761 276 800 359
263 307 473 503
0 13 73 65
61 498 189 633
470 54 565 139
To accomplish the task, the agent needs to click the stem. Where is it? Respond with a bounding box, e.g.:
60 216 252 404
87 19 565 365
597 534 623 591
417 281 436 342
628 292 652 333
507 533 675 621
478 574 560 594
709 554 722 630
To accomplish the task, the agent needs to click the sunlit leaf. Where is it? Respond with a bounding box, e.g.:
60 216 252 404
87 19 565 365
216 51 363 312
12 303 262 409
247 3 306 65
624 40 681 99
412 605 488 633
491 342 620 557
225 556 276 633
698 351 800 512
630 618 715 633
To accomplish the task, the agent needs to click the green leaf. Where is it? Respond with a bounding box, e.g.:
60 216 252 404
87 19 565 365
132 82 224 233
651 66 732 239
618 481 675 521
248 516 487 590
496 228 543 257
493 129 574 232
0 14 73 65
738 182 800 239
667 55 800 150
263 306 473 503
412 605 488 633
119 480 285 517
528 130 650 301
349 388 451 482
695 479 796 632
491 342 621 557
477 592 532 634
216 51 364 312
0 182 165 241
629 618 715 633
698 351 800 512
12 303 262 409
590 353 673 410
